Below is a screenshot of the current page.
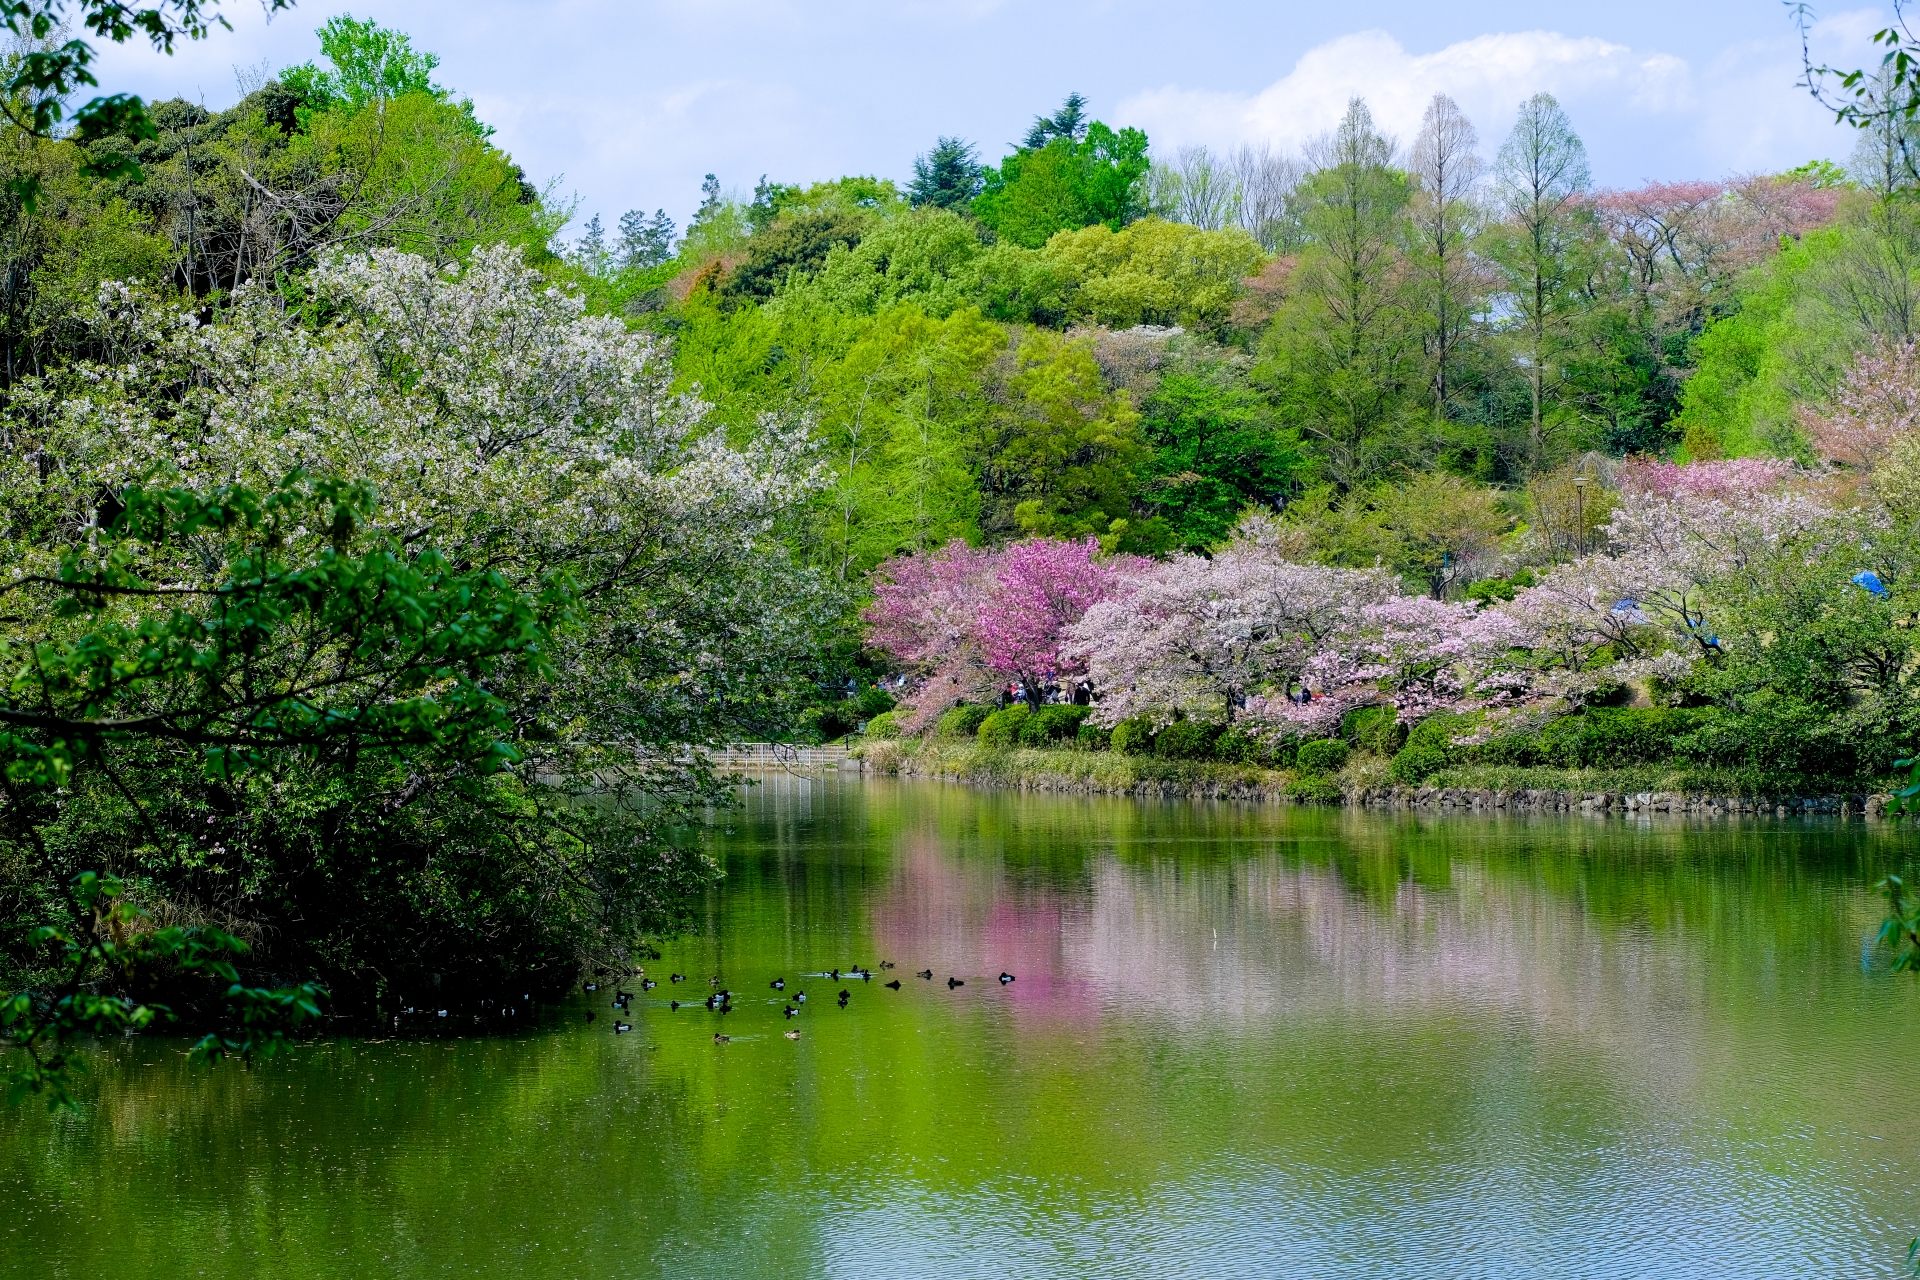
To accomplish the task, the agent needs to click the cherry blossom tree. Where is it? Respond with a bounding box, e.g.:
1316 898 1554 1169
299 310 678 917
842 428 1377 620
1066 514 1392 727
865 536 1138 727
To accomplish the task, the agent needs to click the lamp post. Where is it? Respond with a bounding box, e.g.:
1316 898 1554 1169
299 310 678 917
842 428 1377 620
1571 474 1589 558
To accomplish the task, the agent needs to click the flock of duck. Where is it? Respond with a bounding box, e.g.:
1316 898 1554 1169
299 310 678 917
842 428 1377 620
581 962 1017 1043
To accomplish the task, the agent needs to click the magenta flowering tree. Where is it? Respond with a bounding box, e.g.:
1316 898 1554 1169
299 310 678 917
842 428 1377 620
865 536 1138 727
977 538 1141 696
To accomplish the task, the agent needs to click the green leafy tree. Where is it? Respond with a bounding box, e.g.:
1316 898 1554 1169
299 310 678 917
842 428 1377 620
974 329 1148 546
1138 359 1304 551
973 101 1151 250
1259 98 1422 489
909 137 983 210
1487 92 1593 472
280 14 444 113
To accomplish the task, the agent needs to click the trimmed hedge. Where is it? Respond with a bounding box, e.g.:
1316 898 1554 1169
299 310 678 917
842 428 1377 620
937 704 993 739
978 705 1032 748
1296 739 1350 774
1110 717 1156 755
1020 704 1091 746
863 709 903 739
1155 721 1220 759
1389 712 1470 783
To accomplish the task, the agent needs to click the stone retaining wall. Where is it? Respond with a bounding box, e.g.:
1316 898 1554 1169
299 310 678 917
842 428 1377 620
1352 786 1888 818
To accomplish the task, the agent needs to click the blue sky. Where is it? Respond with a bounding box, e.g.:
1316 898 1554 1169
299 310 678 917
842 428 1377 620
92 1 1892 235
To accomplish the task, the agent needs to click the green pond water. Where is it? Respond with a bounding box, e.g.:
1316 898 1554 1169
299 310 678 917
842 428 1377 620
9 776 1920 1278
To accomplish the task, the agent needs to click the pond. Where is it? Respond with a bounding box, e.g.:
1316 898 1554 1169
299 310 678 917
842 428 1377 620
8 776 1920 1278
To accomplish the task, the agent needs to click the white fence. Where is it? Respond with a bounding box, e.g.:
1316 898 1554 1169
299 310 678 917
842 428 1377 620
700 742 859 772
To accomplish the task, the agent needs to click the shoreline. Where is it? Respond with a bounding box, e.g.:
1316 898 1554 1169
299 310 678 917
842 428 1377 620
853 739 1896 818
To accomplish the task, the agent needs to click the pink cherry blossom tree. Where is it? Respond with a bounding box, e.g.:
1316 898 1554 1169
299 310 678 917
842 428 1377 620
865 536 1139 727
1066 515 1393 727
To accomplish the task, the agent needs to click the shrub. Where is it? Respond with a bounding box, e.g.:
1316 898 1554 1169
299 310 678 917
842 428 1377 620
937 704 993 738
1389 712 1472 783
854 685 897 718
1110 717 1156 755
1214 729 1265 764
862 709 904 739
1155 721 1220 759
1295 738 1350 774
978 705 1032 748
1475 707 1701 769
1020 704 1091 746
1287 774 1344 803
1076 722 1111 751
1341 705 1404 755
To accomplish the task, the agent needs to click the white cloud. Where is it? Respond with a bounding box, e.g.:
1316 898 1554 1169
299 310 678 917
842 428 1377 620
1117 22 1858 183
1121 30 1679 155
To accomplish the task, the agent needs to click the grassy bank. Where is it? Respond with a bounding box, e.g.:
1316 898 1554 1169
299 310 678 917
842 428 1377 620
855 738 1896 808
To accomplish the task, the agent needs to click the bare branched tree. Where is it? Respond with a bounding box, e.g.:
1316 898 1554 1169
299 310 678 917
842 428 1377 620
1229 143 1302 251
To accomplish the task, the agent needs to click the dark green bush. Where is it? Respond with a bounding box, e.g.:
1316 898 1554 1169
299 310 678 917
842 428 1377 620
1475 707 1701 769
862 710 903 739
1389 712 1472 783
1020 704 1091 746
978 705 1032 748
936 704 992 738
1341 705 1405 755
1295 738 1349 774
1076 722 1111 751
1110 717 1156 755
1287 774 1344 803
854 685 897 718
1214 729 1266 764
1155 721 1219 759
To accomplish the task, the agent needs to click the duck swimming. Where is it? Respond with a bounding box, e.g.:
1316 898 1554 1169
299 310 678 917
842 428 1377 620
784 1029 801 1040
999 973 1015 984
713 1034 730 1044
784 1005 798 1018
917 970 933 980
947 977 965 989
614 1022 632 1034
771 978 785 990
885 979 901 990
586 1011 597 1023
670 974 685 983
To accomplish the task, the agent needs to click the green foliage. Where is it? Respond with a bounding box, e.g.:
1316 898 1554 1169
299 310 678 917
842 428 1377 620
977 705 1031 748
1075 721 1111 751
3 871 323 1109
1019 704 1090 746
723 212 867 304
1109 717 1155 755
281 15 449 116
976 329 1148 545
938 704 993 738
1389 713 1470 783
1342 705 1405 755
854 686 897 718
861 710 903 739
1041 219 1264 332
973 119 1151 249
1154 720 1219 759
1138 360 1304 550
909 137 983 211
1296 738 1351 774
1213 729 1265 765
